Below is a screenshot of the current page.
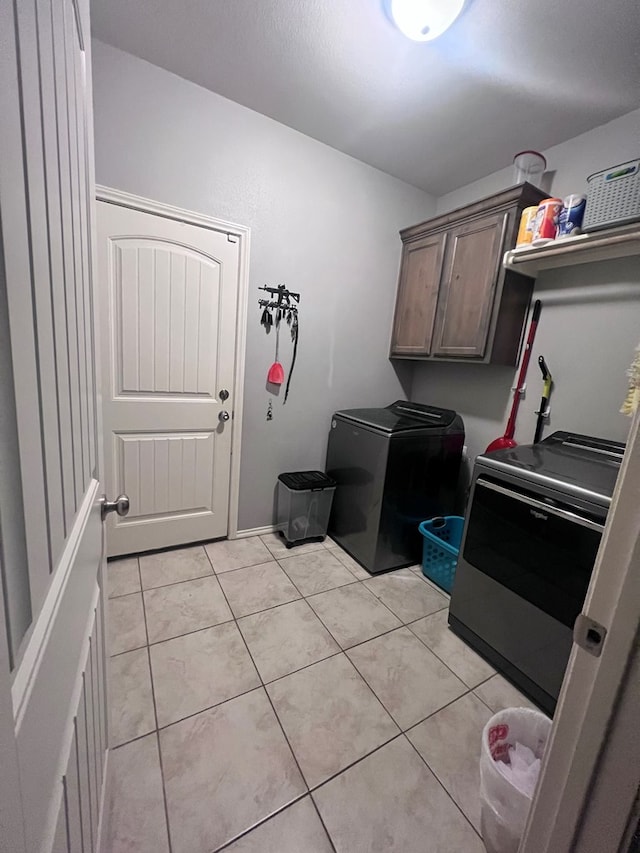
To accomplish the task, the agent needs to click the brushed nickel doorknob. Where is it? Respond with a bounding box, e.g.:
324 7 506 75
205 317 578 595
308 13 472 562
100 494 130 521
219 411 230 422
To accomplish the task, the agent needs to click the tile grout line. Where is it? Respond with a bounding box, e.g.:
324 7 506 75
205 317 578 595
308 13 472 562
153 685 268 736
211 557 278 576
403 687 479 735
109 641 148 659
116 651 502 747
304 563 429 621
108 590 143 600
113 538 496 849
233 598 344 685
220 592 304 622
216 556 426 813
362 580 450 624
110 726 159 752
138 572 174 853
106 557 154 752
141 568 217 593
219 545 395 853
236 542 494 834
303 575 451 658
212 792 312 852
259 535 327 562
108 539 225 563
309 795 338 853
215 555 303 613
405 705 489 839
404 614 495 688
114 544 488 699
305 588 408 651
308 731 406 796
402 732 484 840
320 651 402 738
109 584 385 659
300 577 361 598
114 557 436 657
329 546 373 580
110 544 358 843
296 571 412 659
292 585 367 653
211 542 349 616
275 557 361 598
472 673 501 701
118 580 399 741
109 538 421 593
202 545 338 851
113 557 472 724
344 641 468 734
259 649 344 688
124 571 404 661
147 616 236 649
114 650 483 752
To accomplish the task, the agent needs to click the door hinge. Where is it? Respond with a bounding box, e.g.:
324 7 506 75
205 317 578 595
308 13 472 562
574 613 607 657
227 234 238 243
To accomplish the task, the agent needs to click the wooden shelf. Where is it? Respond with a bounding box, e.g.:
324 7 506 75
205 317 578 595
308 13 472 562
503 223 640 276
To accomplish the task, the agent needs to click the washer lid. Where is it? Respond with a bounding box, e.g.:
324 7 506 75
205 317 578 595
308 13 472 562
334 400 458 433
479 431 624 505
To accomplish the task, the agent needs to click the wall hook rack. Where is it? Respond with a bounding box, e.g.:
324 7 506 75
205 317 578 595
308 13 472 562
258 284 301 405
258 284 300 309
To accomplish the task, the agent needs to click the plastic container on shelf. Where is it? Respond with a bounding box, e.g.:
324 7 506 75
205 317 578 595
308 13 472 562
516 206 539 248
276 471 336 548
556 193 587 238
418 515 464 593
532 197 563 245
584 157 640 231
512 150 546 186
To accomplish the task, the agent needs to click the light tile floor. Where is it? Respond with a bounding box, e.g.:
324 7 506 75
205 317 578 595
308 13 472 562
106 535 538 852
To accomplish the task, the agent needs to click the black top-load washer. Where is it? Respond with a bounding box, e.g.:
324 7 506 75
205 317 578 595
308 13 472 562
325 401 464 574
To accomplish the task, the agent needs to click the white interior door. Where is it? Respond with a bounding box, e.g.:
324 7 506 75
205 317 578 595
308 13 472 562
0 1 108 851
97 202 240 557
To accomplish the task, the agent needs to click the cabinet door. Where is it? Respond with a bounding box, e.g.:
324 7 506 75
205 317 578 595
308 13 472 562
433 212 507 358
390 232 447 356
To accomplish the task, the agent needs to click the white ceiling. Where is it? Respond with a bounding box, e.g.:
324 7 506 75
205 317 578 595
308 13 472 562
91 0 640 195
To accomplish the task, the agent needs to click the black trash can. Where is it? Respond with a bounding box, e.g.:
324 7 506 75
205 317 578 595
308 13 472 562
276 471 336 548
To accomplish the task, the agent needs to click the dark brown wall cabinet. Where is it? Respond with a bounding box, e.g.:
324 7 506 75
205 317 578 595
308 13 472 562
390 183 546 365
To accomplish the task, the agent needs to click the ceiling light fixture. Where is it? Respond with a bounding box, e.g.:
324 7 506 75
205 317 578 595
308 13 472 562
386 0 465 42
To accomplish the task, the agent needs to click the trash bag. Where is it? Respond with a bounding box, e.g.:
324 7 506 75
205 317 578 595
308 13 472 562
480 707 551 853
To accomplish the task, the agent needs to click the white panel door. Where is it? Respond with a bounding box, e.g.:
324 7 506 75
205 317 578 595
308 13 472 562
97 202 240 556
0 1 109 852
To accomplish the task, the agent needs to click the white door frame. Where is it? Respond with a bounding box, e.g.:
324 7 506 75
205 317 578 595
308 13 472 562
95 185 250 541
521 408 640 853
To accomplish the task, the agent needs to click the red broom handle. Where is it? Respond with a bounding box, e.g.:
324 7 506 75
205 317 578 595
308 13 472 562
503 300 542 440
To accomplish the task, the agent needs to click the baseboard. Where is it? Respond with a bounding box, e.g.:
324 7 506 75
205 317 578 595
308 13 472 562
96 748 111 853
234 524 276 539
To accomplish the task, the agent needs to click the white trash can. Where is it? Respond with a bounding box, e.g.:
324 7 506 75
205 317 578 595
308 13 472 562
480 707 551 853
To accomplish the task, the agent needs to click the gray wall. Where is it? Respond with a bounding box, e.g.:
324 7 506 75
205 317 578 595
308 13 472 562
412 108 640 466
91 41 436 531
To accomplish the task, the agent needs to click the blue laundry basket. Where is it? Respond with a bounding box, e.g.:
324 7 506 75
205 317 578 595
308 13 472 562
418 516 465 594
